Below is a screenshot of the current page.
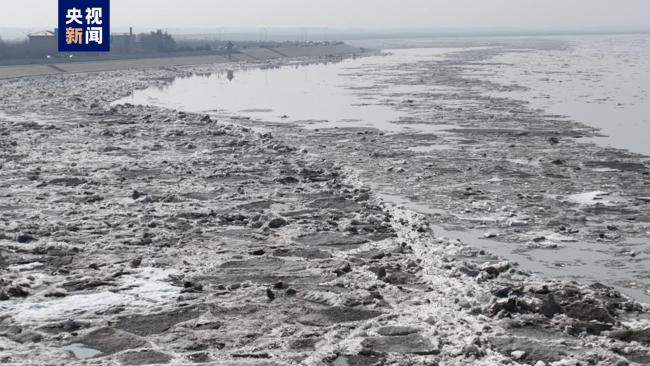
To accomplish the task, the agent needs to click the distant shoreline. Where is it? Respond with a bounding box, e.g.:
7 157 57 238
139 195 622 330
0 43 368 80
2 26 649 42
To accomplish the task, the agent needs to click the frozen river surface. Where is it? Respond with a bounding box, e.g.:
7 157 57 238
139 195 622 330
117 35 650 303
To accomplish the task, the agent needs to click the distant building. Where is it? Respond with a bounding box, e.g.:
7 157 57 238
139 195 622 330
111 27 136 54
28 30 57 55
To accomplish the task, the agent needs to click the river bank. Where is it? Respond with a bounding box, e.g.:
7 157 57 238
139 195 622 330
0 43 366 80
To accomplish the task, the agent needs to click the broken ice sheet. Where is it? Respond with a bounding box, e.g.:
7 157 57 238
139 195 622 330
565 191 627 206
3 268 179 323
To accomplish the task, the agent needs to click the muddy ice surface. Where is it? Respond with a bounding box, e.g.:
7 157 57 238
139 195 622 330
125 42 650 303
0 50 649 365
231 44 650 304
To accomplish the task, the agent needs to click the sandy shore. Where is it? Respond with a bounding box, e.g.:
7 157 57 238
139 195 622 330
1 51 649 365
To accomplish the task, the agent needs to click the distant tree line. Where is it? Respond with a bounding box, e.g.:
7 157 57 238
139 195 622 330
0 30 217 61
0 37 39 60
138 30 177 53
0 31 345 62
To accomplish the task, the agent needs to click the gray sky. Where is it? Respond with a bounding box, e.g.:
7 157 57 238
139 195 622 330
1 0 649 30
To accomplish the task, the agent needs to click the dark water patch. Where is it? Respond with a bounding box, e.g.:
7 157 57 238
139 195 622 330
297 306 382 326
585 160 648 172
77 327 146 355
295 232 369 249
115 307 203 336
118 350 172 365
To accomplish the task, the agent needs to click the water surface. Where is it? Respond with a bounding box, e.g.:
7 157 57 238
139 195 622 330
477 34 650 156
116 48 457 133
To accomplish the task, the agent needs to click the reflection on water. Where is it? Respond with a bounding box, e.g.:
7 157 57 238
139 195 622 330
117 36 650 156
114 48 459 133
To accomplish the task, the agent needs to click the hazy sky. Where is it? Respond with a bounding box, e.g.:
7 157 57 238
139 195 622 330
1 0 649 30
